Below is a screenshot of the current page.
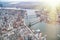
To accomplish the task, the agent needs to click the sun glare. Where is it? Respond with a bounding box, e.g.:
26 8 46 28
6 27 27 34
39 0 60 8
39 0 60 23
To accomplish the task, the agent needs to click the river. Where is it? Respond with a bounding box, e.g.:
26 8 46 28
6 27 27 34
24 15 60 40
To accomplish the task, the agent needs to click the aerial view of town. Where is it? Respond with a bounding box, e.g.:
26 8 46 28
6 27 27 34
0 0 60 40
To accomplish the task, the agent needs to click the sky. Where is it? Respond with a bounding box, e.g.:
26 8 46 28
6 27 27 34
0 0 41 2
1 0 60 7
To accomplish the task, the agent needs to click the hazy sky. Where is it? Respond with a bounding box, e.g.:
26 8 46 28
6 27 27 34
0 0 41 2
1 0 60 5
0 0 60 8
